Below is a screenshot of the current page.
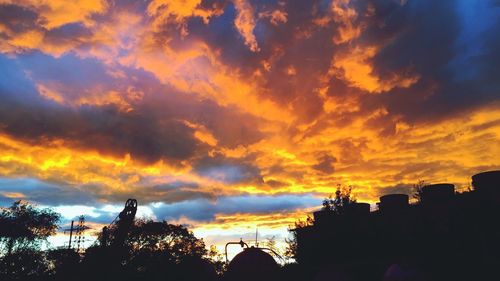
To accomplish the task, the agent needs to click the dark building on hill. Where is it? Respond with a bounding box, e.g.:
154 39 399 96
294 171 500 281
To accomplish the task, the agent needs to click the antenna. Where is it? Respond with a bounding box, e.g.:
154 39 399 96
63 215 90 251
255 227 258 247
75 215 86 253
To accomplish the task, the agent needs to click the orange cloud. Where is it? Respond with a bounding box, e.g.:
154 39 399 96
148 0 224 36
259 9 287 26
0 191 25 199
0 0 107 29
233 0 260 52
313 0 361 44
330 45 420 93
1 0 499 254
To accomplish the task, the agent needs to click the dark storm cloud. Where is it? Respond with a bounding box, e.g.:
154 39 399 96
0 3 100 55
0 103 200 164
151 194 319 222
0 177 214 214
182 0 500 132
105 181 216 205
0 4 39 34
186 0 332 71
265 179 287 188
0 178 95 206
0 0 499 231
0 52 264 164
36 193 320 226
378 183 415 198
2 0 499 138
43 23 94 47
337 138 367 165
181 0 334 122
359 0 500 126
193 153 263 184
312 154 337 174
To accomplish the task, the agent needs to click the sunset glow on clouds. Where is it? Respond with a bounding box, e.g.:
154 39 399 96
1 0 499 251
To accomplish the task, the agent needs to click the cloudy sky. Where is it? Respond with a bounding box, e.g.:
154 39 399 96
0 0 499 251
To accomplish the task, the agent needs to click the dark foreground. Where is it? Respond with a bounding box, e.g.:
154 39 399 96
1 171 499 281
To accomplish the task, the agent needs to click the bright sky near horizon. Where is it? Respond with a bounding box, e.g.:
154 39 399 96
0 0 499 254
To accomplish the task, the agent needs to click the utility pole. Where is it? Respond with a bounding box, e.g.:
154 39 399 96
67 220 74 249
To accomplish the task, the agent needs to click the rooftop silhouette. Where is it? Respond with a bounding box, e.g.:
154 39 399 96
291 170 500 281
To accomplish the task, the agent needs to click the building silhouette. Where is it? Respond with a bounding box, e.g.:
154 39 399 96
1 172 498 281
294 171 500 281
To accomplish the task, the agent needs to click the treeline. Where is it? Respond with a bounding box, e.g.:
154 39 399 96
0 200 225 281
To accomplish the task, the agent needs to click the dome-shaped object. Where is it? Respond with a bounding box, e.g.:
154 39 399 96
225 247 279 281
179 257 218 281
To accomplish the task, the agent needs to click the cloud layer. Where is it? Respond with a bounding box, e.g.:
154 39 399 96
0 0 499 247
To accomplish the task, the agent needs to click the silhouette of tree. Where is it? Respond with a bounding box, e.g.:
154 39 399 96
126 219 207 262
0 201 59 280
285 216 313 262
412 180 427 203
0 201 60 255
81 218 217 281
284 235 298 263
207 245 226 275
286 186 355 263
46 248 81 280
95 219 215 281
264 236 280 255
0 248 49 280
322 185 356 214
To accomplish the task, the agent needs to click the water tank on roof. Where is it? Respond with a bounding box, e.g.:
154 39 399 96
345 202 371 216
313 210 335 225
379 194 409 213
421 184 455 203
225 247 279 281
472 171 500 193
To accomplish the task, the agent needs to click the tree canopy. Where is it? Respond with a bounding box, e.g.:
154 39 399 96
321 185 356 215
0 201 60 254
126 219 207 262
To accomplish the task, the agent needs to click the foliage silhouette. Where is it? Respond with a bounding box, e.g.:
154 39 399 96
0 249 49 281
127 219 207 262
208 245 227 275
287 185 355 262
411 180 427 203
46 248 80 280
80 218 218 281
321 185 356 214
285 215 313 262
0 201 60 254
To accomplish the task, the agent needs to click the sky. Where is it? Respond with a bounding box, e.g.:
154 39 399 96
0 0 499 254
